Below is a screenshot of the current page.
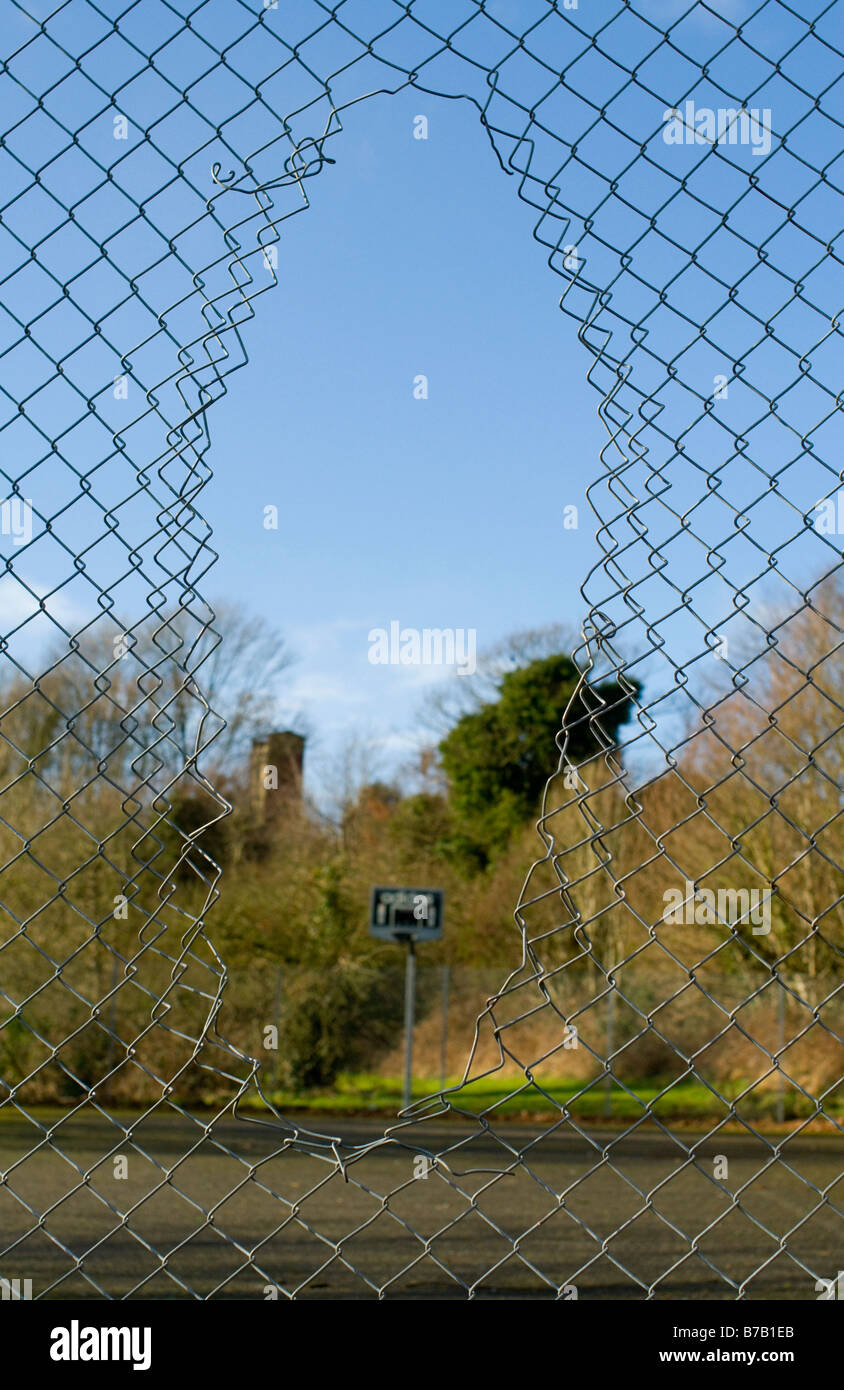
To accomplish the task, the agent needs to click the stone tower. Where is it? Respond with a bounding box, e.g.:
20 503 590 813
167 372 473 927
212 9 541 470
249 731 305 824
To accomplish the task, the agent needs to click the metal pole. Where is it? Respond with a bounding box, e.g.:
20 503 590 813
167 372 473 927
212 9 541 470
604 981 615 1118
776 979 785 1125
403 938 416 1113
440 963 450 1091
106 954 118 1104
273 965 283 1089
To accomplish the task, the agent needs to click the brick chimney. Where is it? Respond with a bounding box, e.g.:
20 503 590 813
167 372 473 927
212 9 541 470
250 731 305 823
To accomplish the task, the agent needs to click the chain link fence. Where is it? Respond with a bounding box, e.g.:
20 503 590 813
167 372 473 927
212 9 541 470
0 0 841 1298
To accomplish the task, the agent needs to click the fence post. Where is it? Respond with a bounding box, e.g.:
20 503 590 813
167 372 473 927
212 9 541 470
106 954 118 1105
776 979 785 1125
440 964 450 1091
273 966 283 1090
403 940 416 1113
605 980 615 1118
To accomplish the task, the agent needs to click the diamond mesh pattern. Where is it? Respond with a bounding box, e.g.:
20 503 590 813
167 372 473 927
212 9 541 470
0 0 841 1299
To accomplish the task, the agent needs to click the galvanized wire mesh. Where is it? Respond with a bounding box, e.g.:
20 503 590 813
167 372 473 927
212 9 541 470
0 0 842 1299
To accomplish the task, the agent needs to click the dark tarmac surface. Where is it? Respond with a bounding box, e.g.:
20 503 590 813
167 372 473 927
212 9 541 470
0 1108 840 1299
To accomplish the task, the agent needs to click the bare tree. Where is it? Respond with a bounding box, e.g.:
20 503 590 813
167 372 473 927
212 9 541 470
163 599 300 775
0 599 299 796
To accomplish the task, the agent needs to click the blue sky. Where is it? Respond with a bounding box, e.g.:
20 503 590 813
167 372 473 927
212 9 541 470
1 0 841 805
201 84 605 788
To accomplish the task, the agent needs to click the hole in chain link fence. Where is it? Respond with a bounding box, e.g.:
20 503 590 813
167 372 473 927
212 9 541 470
0 0 841 1301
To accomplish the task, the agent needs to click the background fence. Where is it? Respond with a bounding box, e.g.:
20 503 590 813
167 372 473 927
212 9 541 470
9 957 839 1125
0 0 841 1298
